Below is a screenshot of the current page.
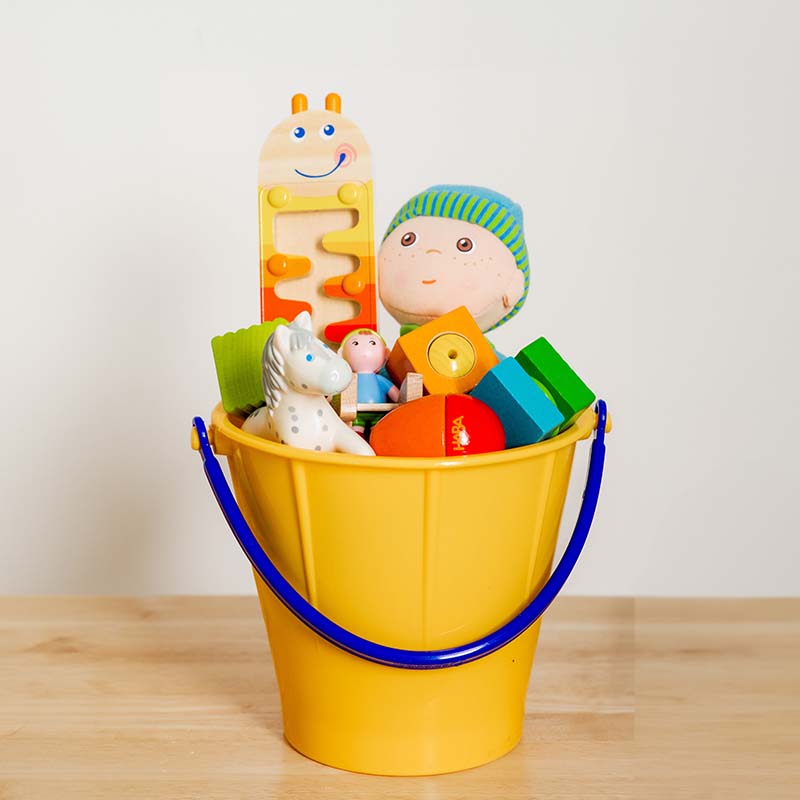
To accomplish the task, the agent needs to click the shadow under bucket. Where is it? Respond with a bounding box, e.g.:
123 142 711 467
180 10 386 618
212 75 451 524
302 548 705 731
192 400 609 776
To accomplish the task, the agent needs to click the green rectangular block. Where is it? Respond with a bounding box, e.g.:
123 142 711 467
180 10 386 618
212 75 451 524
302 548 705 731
515 337 595 430
211 318 287 416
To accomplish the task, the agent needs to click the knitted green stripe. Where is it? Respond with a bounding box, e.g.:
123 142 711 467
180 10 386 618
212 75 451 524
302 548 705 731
487 209 511 235
452 193 470 218
493 215 515 238
442 192 458 216
476 201 498 227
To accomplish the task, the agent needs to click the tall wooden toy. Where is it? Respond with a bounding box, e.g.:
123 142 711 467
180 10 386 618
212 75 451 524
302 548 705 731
258 93 377 346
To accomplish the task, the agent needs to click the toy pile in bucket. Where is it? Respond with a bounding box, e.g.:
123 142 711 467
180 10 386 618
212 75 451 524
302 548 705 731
211 93 595 457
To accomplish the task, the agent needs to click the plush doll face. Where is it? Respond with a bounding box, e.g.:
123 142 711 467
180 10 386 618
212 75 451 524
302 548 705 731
258 108 371 188
378 217 525 332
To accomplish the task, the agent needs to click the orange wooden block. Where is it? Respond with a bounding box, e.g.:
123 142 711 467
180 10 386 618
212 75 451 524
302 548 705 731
386 306 499 395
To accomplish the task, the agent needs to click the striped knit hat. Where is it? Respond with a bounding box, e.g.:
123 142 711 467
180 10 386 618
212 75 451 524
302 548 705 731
383 185 530 329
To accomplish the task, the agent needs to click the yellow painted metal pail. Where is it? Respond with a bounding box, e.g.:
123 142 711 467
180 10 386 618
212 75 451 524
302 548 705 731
192 401 608 775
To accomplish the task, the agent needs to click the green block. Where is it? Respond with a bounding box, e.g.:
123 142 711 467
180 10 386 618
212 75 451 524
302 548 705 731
211 319 287 415
515 337 595 430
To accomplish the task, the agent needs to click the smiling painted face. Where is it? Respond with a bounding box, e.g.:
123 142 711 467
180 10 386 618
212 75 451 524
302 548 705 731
379 216 526 332
339 329 389 374
258 93 372 190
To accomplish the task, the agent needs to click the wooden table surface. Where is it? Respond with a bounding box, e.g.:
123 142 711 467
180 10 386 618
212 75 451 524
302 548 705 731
0 597 797 799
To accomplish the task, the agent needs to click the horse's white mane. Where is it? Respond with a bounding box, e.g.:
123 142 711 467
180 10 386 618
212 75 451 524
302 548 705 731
261 320 314 411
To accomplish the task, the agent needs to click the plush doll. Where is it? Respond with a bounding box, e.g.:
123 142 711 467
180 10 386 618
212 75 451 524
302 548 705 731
378 185 530 334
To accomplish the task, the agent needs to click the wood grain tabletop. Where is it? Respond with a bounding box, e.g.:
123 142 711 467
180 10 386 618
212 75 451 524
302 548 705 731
0 597 797 799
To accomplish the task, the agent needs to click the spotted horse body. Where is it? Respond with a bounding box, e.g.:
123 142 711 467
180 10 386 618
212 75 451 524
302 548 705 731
242 311 374 456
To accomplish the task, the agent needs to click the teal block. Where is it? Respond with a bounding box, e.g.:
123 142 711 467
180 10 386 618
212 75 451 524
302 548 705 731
471 358 564 447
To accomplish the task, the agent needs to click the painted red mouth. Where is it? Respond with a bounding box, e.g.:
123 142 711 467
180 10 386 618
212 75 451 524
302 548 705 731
336 143 357 167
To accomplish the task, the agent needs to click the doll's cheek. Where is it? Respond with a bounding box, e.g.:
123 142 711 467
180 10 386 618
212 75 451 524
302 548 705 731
379 253 402 282
458 272 480 292
390 269 411 291
401 283 433 307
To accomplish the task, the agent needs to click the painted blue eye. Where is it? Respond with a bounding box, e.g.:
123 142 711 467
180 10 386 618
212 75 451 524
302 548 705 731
306 354 314 361
320 123 335 139
292 126 306 141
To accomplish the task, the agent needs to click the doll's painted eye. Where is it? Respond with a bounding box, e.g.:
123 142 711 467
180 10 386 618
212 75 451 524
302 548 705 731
351 340 359 346
369 340 377 346
401 232 417 247
320 123 335 139
292 127 306 141
456 237 474 253
306 354 314 361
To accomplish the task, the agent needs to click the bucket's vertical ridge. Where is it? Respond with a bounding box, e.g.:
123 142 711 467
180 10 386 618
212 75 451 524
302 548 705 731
531 446 578 595
524 455 555 597
422 471 441 649
290 460 318 605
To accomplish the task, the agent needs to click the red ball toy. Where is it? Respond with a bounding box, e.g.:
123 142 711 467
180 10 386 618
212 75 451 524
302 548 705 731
370 394 506 457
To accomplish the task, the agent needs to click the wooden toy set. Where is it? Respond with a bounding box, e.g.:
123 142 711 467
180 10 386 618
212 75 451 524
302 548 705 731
192 93 611 777
258 93 377 345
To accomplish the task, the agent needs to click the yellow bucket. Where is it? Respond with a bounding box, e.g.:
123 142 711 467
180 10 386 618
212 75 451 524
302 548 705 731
192 400 608 776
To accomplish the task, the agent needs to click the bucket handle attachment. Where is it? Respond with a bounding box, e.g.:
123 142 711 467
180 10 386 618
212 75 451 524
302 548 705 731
192 400 608 670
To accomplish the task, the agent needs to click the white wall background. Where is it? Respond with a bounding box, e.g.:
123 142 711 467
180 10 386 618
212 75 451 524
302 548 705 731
1 0 798 596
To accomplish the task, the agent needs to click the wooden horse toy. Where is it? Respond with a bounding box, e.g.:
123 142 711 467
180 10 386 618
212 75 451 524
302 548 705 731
242 312 374 456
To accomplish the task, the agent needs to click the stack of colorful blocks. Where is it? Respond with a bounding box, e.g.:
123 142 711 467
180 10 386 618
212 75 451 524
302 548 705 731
369 306 595 456
472 338 595 448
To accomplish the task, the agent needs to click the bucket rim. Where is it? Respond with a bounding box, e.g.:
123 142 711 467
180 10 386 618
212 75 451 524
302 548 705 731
210 402 598 470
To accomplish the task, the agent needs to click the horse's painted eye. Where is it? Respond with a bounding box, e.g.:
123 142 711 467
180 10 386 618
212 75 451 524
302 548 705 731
456 237 474 253
401 232 417 247
292 127 306 141
306 354 314 361
320 123 335 139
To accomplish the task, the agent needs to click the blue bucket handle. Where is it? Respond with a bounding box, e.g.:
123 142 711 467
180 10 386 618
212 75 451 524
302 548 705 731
192 399 608 670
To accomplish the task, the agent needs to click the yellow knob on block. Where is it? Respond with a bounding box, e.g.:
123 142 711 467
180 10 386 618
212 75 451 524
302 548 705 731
267 186 290 208
427 333 476 379
338 183 360 205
